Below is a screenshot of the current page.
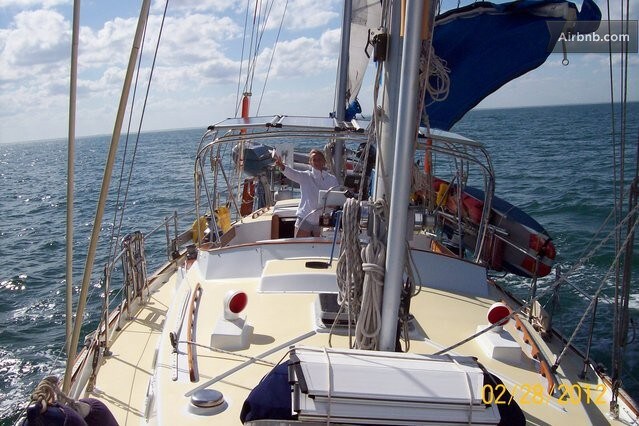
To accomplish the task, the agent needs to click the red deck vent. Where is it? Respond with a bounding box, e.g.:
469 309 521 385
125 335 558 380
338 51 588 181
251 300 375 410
224 290 248 320
486 302 511 327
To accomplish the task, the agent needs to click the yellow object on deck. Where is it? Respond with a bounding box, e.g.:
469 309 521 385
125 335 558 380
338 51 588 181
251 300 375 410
436 183 449 206
191 216 208 243
215 205 231 233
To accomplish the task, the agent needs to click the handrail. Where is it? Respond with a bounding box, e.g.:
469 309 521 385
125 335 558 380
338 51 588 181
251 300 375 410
187 283 203 382
514 313 559 395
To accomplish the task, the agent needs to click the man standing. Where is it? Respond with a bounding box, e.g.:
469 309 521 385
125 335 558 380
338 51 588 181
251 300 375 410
275 149 339 237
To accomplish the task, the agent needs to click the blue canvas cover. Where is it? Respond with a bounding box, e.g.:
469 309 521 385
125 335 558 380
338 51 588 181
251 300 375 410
425 0 601 130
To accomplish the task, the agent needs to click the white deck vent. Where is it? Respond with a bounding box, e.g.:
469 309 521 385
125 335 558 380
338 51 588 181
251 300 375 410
289 346 501 425
210 290 251 351
476 302 522 363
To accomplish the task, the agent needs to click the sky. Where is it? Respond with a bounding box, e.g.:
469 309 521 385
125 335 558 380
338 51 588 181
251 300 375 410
0 0 637 144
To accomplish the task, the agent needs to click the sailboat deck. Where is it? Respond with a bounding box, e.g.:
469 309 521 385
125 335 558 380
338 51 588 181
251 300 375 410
89 245 627 425
90 271 177 425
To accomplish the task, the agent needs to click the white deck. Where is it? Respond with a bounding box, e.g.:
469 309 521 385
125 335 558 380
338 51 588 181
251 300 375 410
85 209 636 425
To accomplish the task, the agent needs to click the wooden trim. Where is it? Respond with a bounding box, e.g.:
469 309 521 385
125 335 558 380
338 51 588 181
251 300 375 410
271 214 280 239
514 313 559 395
218 226 237 247
187 283 203 382
200 236 335 252
539 359 558 395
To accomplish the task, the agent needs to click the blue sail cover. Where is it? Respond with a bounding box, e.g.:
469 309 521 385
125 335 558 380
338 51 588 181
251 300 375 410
425 0 601 130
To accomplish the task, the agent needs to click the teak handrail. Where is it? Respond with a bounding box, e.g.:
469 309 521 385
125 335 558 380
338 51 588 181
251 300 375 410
187 283 203 382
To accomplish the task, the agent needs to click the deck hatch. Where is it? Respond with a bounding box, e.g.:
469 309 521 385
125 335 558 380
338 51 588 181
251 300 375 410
289 346 501 424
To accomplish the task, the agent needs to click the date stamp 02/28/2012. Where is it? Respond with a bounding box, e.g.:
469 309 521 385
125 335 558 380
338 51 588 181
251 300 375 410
482 383 608 406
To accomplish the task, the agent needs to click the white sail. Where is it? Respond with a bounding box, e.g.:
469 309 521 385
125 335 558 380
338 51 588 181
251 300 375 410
346 0 382 103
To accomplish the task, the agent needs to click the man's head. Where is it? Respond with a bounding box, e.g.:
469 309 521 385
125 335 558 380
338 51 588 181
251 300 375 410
309 149 327 171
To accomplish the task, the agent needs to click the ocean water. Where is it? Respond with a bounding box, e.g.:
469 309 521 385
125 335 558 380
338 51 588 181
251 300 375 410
1 103 638 423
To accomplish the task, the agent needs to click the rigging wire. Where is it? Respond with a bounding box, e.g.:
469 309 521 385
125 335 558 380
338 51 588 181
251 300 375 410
607 0 635 410
80 0 170 374
235 0 278 116
63 0 153 395
235 0 252 117
436 198 639 358
554 202 639 369
250 0 276 93
106 15 146 265
256 0 289 115
240 0 260 106
107 0 170 277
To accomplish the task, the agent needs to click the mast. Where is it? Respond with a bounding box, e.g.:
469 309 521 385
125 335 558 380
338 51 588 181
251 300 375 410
333 0 352 184
373 0 402 199
379 0 434 351
63 0 153 393
66 0 81 360
335 0 351 122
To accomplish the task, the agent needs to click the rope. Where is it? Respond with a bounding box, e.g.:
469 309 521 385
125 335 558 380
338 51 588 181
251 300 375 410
336 198 365 323
355 237 386 349
423 44 450 105
30 376 90 417
420 35 450 129
109 0 169 265
31 376 56 413
259 174 274 207
355 200 386 350
323 142 336 176
334 198 387 350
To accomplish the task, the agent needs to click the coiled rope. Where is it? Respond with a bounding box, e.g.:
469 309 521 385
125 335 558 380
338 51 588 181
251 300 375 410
336 198 364 323
30 376 90 417
420 40 450 129
422 44 450 105
335 198 387 350
355 231 386 349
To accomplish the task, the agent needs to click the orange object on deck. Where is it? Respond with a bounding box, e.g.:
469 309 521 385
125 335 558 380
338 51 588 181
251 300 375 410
240 178 255 216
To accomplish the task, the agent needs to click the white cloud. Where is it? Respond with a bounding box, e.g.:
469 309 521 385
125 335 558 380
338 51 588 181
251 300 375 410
152 14 241 65
1 0 636 144
78 17 138 68
279 0 340 31
0 0 69 8
254 28 339 81
1 9 69 68
151 0 237 15
0 0 349 143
